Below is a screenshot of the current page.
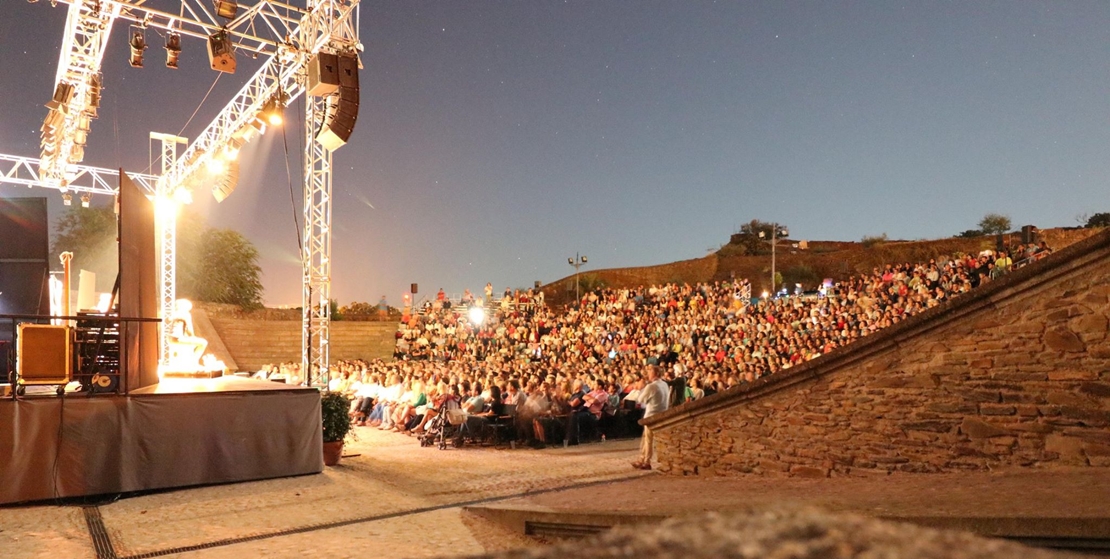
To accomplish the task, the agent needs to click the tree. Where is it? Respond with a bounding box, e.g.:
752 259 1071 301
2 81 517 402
732 219 786 255
1085 212 1110 228
51 205 119 290
187 228 264 309
956 229 982 239
978 213 1012 235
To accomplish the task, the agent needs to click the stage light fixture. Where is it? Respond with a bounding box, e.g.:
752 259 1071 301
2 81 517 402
207 29 236 74
80 194 91 208
45 82 75 112
129 27 147 68
165 32 182 69
214 0 238 19
62 193 72 206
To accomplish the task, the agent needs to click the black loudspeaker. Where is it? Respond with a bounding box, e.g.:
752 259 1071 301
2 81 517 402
315 53 359 151
307 53 339 97
1021 225 1037 244
411 283 418 294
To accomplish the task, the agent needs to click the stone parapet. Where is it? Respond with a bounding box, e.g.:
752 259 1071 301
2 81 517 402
645 229 1110 476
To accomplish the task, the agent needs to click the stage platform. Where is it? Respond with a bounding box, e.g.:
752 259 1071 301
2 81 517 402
0 376 323 505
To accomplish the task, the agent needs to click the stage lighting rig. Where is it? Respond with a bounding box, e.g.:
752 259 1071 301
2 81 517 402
62 193 72 206
165 32 182 69
214 1 239 20
80 194 90 208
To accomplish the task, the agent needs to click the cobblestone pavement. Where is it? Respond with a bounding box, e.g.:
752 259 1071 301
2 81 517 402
0 426 643 559
501 467 1110 520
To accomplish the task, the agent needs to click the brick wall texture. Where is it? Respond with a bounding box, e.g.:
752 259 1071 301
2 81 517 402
647 230 1110 477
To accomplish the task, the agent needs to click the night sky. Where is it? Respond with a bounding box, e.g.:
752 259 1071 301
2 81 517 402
2 1 1109 306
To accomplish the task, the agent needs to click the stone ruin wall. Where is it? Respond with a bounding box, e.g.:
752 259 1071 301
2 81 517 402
650 232 1110 477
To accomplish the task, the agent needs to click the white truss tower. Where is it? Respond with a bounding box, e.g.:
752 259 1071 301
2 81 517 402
152 133 188 364
302 95 332 386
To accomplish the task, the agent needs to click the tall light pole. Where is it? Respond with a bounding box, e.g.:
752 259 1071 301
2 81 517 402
759 223 789 295
568 253 588 303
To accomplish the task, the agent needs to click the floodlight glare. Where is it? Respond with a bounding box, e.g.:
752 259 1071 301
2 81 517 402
468 306 486 326
206 157 226 174
62 193 72 206
80 194 91 208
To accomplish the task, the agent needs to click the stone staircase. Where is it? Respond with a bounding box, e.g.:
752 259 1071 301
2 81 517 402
208 319 397 371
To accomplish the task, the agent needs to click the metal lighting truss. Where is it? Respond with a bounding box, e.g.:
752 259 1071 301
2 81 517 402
151 133 188 364
158 1 359 385
0 153 157 195
40 0 311 186
39 0 360 384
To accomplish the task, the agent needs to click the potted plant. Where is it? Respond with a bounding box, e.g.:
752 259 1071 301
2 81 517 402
321 391 352 466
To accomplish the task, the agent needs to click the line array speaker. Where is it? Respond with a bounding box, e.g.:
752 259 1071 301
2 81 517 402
315 53 360 151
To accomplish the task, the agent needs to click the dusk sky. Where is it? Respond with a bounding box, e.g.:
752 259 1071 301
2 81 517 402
2 1 1109 306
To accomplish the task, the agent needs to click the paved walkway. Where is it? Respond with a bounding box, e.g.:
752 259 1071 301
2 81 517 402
0 426 644 559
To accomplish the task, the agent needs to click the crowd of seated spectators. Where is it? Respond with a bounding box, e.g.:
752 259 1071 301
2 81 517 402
256 242 1052 448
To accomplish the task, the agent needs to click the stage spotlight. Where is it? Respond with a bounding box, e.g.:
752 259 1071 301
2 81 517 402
581 256 587 263
224 140 242 161
165 32 182 69
129 27 147 68
214 0 238 19
62 193 72 206
80 194 90 208
261 94 285 126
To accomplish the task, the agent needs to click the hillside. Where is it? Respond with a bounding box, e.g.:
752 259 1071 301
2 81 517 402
542 227 1101 305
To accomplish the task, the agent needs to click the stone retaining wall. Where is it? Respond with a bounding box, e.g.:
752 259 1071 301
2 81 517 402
645 230 1110 477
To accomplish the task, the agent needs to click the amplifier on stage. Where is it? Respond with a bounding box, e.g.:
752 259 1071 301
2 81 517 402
17 324 72 387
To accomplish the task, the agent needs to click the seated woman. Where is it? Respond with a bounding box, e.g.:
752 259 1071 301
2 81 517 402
392 380 427 432
463 384 503 442
410 382 459 435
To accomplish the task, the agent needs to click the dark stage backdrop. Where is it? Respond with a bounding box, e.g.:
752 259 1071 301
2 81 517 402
0 197 50 371
0 197 50 316
118 172 159 391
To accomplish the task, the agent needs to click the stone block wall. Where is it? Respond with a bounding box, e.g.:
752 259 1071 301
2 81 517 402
647 230 1110 477
209 319 398 371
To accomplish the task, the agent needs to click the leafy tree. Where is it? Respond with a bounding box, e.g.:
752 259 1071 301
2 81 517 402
189 228 264 309
956 229 982 239
51 205 118 290
1085 212 1110 228
53 206 265 309
978 213 1012 235
732 219 787 255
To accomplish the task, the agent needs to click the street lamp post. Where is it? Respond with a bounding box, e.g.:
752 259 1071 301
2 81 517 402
568 253 588 303
759 223 789 295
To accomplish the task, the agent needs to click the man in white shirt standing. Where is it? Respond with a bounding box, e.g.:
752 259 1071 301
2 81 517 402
632 365 669 470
